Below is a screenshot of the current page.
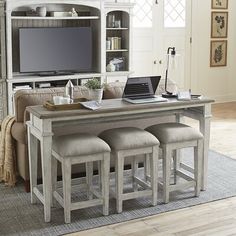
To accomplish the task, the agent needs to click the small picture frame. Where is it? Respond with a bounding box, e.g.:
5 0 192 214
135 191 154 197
211 0 228 9
210 40 227 67
211 11 228 38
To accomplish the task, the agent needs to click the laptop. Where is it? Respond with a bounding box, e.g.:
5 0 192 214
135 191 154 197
122 76 168 104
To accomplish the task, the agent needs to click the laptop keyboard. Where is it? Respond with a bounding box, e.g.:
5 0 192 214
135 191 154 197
127 95 155 100
123 96 168 104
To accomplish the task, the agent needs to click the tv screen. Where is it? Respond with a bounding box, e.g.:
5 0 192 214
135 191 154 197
19 27 92 73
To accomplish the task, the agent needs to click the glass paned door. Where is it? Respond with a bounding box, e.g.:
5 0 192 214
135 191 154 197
132 0 153 28
131 0 192 91
131 0 160 76
162 0 191 90
164 0 186 28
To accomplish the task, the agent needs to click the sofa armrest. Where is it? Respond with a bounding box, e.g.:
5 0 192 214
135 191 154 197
11 122 26 144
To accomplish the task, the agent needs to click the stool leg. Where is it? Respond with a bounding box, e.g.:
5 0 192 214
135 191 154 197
101 153 110 216
115 152 124 213
163 145 171 203
51 155 57 207
173 150 178 184
97 161 102 191
150 147 158 206
173 149 181 185
86 162 93 200
27 131 38 204
132 157 138 192
62 159 72 224
144 154 150 182
194 140 203 197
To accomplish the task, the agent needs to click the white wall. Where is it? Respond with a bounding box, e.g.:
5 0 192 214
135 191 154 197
191 0 236 102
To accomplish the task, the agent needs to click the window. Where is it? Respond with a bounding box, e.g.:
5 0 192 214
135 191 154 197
164 0 186 28
131 0 153 28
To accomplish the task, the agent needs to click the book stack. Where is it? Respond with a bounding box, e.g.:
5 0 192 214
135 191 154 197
107 37 121 50
50 12 72 17
13 85 32 92
38 83 51 88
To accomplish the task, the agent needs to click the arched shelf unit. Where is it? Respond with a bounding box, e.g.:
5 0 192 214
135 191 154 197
0 0 134 115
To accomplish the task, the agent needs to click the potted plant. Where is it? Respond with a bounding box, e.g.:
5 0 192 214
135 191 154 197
84 78 103 103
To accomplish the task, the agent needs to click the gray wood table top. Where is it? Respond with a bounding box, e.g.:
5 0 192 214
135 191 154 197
26 98 215 120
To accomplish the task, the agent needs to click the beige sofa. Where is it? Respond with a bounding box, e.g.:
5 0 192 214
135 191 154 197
11 81 177 191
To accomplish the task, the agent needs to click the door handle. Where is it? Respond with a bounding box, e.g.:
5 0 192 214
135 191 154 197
154 60 162 65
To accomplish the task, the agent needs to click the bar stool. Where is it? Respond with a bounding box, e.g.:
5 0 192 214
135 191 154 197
51 133 111 223
145 123 203 203
99 127 159 213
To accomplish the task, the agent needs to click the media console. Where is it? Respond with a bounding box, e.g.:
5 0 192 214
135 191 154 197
0 0 134 116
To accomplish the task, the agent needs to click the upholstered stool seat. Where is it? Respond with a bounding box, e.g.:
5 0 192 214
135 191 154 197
99 127 160 213
52 133 111 223
52 133 111 156
146 123 203 144
146 123 203 203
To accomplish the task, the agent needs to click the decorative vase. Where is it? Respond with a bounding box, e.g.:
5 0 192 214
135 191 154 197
36 6 47 17
71 8 78 17
90 88 103 103
106 62 116 72
65 80 74 100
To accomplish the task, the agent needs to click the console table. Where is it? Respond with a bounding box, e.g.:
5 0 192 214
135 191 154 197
26 97 214 222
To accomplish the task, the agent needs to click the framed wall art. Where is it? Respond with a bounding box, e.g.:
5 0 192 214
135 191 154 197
210 40 227 67
212 0 228 9
211 11 228 38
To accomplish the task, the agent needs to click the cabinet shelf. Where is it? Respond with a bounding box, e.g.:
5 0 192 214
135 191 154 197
105 71 131 76
11 16 100 20
8 72 102 83
106 28 128 30
106 49 128 52
106 9 131 81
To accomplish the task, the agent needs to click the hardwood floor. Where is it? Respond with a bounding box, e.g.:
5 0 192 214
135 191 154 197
68 102 236 236
210 102 236 159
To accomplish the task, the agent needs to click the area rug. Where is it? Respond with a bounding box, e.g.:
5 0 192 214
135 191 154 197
1 150 236 236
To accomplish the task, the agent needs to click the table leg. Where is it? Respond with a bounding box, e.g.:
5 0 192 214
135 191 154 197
40 120 53 223
27 126 38 204
199 104 211 190
40 135 52 222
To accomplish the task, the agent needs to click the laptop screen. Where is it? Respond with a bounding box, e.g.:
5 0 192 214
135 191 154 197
122 76 161 98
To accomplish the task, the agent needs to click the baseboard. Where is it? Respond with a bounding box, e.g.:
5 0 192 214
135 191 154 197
210 94 236 103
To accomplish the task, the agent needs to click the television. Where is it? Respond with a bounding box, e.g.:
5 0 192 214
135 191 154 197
19 27 92 74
